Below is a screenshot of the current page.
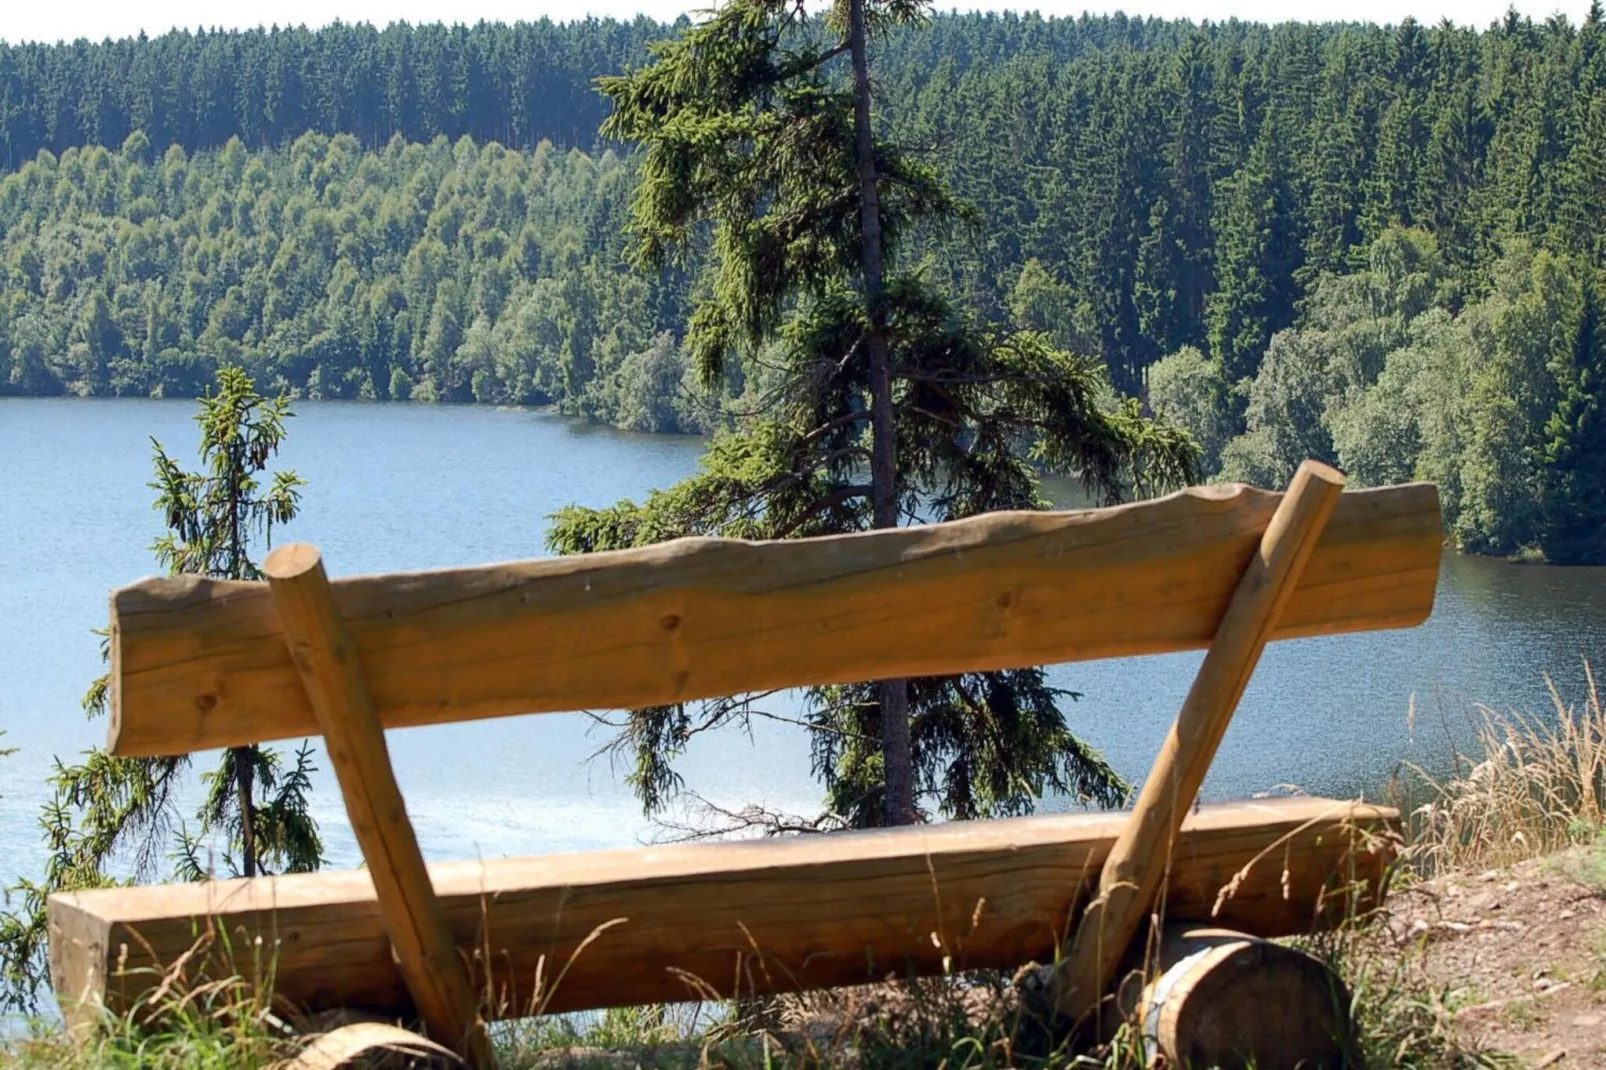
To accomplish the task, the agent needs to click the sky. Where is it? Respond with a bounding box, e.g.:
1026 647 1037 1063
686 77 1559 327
0 0 1595 45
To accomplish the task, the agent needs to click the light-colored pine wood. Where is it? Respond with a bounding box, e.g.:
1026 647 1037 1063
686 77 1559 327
264 544 492 1068
1050 461 1347 1024
1130 926 1353 1069
48 797 1395 1027
108 482 1441 758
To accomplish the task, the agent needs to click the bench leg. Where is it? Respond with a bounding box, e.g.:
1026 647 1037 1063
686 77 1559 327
267 543 496 1068
1049 460 1346 1027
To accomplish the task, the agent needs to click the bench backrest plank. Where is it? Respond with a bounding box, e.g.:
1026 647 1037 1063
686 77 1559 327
110 481 1442 757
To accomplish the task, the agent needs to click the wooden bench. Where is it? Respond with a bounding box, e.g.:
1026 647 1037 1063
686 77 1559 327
49 463 1441 1064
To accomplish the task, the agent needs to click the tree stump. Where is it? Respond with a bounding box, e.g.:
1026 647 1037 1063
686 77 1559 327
1128 926 1355 1070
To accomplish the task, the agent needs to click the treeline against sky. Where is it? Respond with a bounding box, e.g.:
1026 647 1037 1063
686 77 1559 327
0 14 1249 171
1 10 1605 557
6 10 1606 384
0 20 664 170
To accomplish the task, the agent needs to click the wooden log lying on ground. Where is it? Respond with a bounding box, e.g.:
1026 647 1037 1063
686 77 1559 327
50 797 1395 1027
108 482 1441 757
1127 926 1355 1070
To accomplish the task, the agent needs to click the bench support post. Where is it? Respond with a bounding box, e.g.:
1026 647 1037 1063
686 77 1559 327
1049 460 1346 1025
266 544 494 1068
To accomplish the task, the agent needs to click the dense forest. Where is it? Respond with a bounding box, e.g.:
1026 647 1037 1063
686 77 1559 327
0 20 664 168
0 134 707 430
1 9 1605 559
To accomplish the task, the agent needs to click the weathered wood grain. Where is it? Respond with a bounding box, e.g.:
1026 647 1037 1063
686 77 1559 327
109 482 1442 757
265 544 493 1066
49 797 1396 1025
1133 926 1354 1068
1053 461 1346 1022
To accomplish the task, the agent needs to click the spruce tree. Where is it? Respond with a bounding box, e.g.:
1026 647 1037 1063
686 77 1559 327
1208 109 1304 381
1539 271 1606 564
550 0 1198 829
0 369 322 1011
1560 91 1606 268
1301 37 1373 279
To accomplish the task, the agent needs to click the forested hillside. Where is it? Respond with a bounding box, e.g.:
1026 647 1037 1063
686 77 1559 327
1 10 1604 559
0 133 706 429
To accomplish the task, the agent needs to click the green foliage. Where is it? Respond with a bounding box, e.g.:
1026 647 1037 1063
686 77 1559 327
1145 345 1236 475
550 0 1196 830
0 371 322 1013
1218 328 1340 489
5 13 1606 515
0 133 700 432
1168 226 1606 562
1008 259 1083 353
1538 275 1606 564
0 22 661 169
1207 111 1304 382
149 369 302 581
4 13 1606 422
808 673 1127 828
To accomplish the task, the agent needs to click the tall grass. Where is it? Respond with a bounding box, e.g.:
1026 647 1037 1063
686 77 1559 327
1401 663 1606 876
11 667 1606 1068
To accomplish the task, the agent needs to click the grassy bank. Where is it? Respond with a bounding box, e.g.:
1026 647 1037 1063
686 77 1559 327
7 671 1604 1069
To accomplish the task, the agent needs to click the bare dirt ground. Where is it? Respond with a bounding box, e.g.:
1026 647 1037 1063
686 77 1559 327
1376 848 1606 1066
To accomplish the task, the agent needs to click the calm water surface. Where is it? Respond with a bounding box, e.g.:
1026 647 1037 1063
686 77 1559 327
3 397 1606 886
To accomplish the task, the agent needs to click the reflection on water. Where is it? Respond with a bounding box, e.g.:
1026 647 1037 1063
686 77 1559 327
3 398 1605 886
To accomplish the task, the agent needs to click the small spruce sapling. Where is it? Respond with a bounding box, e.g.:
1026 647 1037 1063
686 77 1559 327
0 369 322 1012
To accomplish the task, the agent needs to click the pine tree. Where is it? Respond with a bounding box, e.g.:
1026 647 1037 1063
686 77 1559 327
551 0 1198 829
1359 20 1430 244
1208 109 1304 381
1135 40 1217 364
1559 91 1606 268
1539 271 1606 564
146 367 320 878
1301 37 1374 278
0 369 322 1011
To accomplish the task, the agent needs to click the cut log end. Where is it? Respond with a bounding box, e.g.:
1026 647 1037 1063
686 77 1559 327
265 542 325 581
1295 459 1347 489
1133 926 1355 1070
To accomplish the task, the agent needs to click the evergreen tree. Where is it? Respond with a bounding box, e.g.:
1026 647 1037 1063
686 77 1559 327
1301 34 1377 278
1135 36 1216 359
1360 20 1429 243
1539 271 1606 564
146 367 320 878
1208 109 1303 381
1560 91 1606 268
3 12 1606 561
0 370 322 1011
550 0 1197 829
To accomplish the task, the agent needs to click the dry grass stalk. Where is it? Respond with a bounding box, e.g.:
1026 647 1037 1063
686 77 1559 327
1404 662 1606 876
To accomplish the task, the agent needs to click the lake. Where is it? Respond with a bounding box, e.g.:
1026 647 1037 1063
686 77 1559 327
4 397 1606 886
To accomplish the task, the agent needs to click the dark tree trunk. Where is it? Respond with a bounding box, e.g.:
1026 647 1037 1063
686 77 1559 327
847 0 916 827
235 746 258 877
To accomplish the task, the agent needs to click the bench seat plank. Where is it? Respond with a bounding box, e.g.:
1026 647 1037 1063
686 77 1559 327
50 797 1396 1025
